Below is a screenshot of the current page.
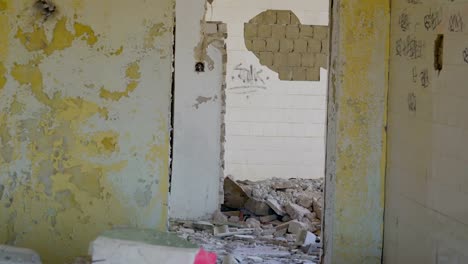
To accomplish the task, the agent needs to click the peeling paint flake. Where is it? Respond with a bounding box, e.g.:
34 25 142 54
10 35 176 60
0 62 6 90
15 17 99 55
99 61 141 101
144 23 165 49
192 95 217 109
0 14 9 60
74 22 98 46
15 26 49 52
108 46 124 56
46 18 76 53
0 0 7 11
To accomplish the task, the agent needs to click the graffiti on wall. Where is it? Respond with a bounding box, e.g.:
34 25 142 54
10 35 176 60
229 63 270 91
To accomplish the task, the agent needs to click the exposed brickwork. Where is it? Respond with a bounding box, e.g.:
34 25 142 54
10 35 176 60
244 10 328 81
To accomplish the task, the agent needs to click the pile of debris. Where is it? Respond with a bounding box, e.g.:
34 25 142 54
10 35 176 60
224 177 323 235
172 177 324 264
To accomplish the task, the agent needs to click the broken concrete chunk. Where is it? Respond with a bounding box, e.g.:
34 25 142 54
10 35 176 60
224 176 249 209
271 179 294 190
261 229 276 236
295 230 319 247
193 221 214 232
275 237 288 243
0 245 42 264
302 243 321 255
281 215 291 222
301 218 319 233
179 228 195 234
215 229 254 238
296 193 314 208
214 225 229 235
275 221 291 231
305 212 317 222
274 228 287 237
182 221 194 228
285 203 310 220
286 234 296 242
222 255 240 264
213 210 228 223
90 229 200 264
287 220 308 235
270 220 283 226
309 225 319 233
245 218 261 228
312 198 323 220
266 198 285 216
233 235 256 241
247 256 263 262
245 198 271 216
169 225 179 232
285 234 296 242
259 215 277 223
229 216 240 223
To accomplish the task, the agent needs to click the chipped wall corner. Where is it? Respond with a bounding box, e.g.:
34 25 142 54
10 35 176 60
194 20 228 72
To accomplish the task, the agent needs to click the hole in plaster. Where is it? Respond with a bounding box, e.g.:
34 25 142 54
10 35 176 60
244 10 329 81
34 0 56 21
434 34 444 73
195 62 205 73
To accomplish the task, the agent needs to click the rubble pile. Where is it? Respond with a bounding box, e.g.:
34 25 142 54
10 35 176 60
173 177 324 264
226 177 324 235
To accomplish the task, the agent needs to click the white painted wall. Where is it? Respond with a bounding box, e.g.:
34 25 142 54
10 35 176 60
385 1 468 262
208 0 329 181
170 0 224 220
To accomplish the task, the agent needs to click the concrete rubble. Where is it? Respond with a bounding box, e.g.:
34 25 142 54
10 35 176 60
172 177 324 264
224 177 324 235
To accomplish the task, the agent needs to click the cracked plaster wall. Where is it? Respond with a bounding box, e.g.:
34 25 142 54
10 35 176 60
0 0 174 262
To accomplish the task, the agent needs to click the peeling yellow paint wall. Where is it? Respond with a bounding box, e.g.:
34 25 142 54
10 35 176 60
324 0 389 263
0 0 174 263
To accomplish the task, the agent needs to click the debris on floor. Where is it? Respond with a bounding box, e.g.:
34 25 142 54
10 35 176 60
225 177 323 234
172 177 324 264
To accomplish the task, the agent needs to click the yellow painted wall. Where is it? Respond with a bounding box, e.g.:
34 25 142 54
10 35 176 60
0 1 174 263
385 1 468 263
324 0 389 263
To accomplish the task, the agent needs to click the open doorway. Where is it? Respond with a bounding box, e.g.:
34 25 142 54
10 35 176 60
171 1 329 263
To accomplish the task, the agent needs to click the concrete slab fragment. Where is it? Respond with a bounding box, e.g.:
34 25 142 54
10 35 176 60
0 245 41 264
90 228 199 264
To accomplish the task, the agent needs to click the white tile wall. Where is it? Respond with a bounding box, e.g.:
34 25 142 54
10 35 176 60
385 0 468 262
208 0 329 180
